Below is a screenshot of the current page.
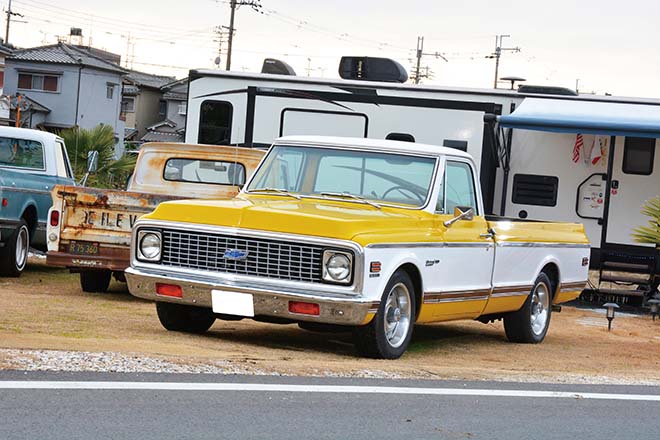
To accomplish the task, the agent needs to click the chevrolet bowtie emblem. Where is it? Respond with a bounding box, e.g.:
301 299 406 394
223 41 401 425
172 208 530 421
223 249 249 261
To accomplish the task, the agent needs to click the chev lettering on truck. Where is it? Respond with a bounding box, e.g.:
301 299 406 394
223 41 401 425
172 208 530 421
126 136 590 359
46 142 264 293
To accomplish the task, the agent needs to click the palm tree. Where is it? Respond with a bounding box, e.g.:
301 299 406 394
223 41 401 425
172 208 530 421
633 196 660 246
60 124 136 188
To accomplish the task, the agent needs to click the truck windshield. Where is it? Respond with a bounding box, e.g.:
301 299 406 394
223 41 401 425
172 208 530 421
247 145 437 208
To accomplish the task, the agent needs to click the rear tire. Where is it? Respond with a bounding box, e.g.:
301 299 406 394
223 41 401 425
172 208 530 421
80 270 112 293
504 273 553 343
352 269 415 359
156 302 216 334
0 220 29 277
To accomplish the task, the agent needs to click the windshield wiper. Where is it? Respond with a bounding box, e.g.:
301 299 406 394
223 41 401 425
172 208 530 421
248 187 301 200
319 192 381 209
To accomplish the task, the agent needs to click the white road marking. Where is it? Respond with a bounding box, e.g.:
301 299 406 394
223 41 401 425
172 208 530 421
1 381 660 402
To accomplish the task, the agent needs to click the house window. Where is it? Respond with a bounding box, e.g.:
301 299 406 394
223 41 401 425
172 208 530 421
158 100 167 118
512 174 559 207
178 102 187 115
198 100 233 145
17 73 59 92
106 84 114 99
0 137 45 170
122 97 135 113
623 137 655 175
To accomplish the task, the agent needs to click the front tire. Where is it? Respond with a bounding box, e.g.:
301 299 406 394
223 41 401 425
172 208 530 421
0 220 29 277
156 302 216 334
353 270 416 359
80 270 112 293
504 272 553 343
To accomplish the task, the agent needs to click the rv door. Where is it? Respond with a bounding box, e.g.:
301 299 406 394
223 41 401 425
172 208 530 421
605 136 659 246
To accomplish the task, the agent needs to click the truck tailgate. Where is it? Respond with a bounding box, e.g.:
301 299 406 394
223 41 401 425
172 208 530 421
55 185 182 247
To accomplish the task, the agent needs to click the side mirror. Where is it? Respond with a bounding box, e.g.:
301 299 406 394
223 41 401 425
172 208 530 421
443 206 474 227
86 150 99 173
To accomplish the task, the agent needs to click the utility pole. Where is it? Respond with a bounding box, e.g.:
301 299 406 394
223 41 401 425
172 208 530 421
487 35 520 88
412 36 448 84
225 0 262 71
4 0 24 45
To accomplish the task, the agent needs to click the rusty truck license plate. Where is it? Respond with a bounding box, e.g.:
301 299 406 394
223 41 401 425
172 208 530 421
69 240 100 256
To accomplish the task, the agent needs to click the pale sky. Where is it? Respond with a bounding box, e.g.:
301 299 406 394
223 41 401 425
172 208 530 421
5 0 660 98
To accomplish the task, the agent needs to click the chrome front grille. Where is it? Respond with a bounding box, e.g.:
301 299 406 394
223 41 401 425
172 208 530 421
161 229 325 283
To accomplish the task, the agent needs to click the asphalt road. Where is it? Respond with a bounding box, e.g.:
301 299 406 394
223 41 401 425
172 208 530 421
1 371 659 440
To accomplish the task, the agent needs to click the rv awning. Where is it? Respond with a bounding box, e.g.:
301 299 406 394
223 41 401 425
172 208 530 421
498 98 660 138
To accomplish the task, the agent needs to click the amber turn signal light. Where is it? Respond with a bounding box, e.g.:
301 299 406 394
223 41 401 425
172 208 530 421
288 301 320 316
156 283 183 298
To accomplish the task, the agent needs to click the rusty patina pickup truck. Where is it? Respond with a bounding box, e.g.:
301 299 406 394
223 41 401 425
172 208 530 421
46 142 264 292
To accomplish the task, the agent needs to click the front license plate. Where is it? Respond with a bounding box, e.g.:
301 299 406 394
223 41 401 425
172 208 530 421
68 240 100 256
211 290 254 317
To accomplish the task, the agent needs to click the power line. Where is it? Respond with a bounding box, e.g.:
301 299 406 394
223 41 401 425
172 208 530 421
225 0 263 70
486 34 521 88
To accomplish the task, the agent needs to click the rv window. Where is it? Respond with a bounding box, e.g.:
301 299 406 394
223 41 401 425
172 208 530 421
386 133 415 143
512 174 559 207
198 100 233 145
622 137 655 175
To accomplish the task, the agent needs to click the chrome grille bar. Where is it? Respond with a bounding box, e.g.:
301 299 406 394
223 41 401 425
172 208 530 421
161 229 325 283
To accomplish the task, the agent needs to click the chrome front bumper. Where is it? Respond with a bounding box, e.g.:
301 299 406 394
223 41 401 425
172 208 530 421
125 267 378 326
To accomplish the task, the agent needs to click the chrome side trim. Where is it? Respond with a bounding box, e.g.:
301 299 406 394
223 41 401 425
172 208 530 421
497 242 591 249
0 186 51 196
559 281 587 292
423 289 491 304
425 296 490 304
423 285 535 304
367 242 493 249
131 219 365 297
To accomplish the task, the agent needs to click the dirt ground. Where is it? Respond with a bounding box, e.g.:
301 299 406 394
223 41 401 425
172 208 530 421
1 258 659 384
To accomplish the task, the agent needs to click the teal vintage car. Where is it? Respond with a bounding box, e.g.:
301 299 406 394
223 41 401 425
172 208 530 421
0 127 75 276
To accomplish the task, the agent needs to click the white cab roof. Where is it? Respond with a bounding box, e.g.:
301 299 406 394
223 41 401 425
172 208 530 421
0 126 62 144
274 135 473 159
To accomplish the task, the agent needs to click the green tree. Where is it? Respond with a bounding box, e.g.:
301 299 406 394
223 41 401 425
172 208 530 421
60 124 136 189
633 196 660 246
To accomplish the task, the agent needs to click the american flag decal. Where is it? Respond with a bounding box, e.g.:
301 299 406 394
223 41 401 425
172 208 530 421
572 133 584 163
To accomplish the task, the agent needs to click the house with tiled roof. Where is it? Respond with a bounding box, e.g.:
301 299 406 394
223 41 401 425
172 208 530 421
122 70 175 141
3 42 128 155
140 77 188 143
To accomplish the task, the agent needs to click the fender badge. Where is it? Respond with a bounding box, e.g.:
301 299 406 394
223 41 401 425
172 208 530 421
223 249 249 261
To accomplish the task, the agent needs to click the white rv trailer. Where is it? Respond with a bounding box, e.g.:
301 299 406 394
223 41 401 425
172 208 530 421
184 69 660 301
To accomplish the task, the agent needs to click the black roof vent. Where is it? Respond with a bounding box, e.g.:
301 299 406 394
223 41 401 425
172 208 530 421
261 58 296 76
518 85 578 96
338 56 408 83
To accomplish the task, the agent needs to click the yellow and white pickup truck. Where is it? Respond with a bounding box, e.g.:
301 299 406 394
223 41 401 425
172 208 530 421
46 143 264 293
126 136 589 359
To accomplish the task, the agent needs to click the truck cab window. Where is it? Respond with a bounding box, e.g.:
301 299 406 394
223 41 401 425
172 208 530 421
0 137 45 170
55 141 73 179
444 161 477 214
198 101 233 145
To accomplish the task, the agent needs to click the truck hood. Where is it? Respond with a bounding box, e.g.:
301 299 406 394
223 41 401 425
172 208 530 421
142 195 435 244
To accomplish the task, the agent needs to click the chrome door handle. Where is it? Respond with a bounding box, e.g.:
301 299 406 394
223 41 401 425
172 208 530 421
479 233 494 239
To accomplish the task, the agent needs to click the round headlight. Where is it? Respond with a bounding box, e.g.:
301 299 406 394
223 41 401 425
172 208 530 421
326 254 351 281
139 233 161 260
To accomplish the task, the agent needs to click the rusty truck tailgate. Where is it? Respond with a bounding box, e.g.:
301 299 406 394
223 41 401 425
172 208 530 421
55 185 182 246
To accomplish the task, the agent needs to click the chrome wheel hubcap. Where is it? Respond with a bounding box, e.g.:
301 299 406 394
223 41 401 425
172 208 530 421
530 282 550 336
383 282 412 348
15 226 28 270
